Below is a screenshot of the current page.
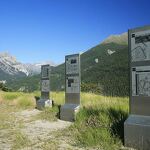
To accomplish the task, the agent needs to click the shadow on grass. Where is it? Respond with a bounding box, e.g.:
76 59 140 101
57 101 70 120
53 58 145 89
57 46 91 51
56 104 61 119
108 108 128 143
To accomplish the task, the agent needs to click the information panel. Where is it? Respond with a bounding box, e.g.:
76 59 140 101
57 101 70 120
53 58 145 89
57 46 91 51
66 76 80 93
124 26 150 150
41 65 50 78
131 30 150 62
65 54 80 104
129 25 150 113
66 55 80 75
41 80 50 92
41 64 50 99
132 66 150 96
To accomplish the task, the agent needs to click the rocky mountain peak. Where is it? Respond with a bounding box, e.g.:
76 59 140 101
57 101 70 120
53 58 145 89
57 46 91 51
0 52 17 63
102 32 128 45
0 52 54 77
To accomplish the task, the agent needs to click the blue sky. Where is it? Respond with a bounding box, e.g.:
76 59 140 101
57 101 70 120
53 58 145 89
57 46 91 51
0 0 150 64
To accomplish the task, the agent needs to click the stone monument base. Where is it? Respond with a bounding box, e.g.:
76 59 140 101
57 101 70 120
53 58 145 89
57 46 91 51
124 115 150 150
60 104 80 122
36 99 53 110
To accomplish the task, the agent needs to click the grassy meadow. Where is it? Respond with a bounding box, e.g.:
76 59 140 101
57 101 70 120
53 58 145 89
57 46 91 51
0 91 129 150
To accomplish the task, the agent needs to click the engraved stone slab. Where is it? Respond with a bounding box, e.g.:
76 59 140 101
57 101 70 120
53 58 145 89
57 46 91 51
124 25 150 150
131 30 150 62
60 54 81 121
36 64 52 109
66 76 80 94
41 80 50 92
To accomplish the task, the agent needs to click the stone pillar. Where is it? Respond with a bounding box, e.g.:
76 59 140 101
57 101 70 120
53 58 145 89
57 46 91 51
60 54 80 121
36 64 52 109
124 25 150 150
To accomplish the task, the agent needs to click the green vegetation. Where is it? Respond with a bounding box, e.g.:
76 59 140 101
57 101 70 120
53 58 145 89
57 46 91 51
7 74 40 92
0 91 128 149
71 107 127 149
70 94 128 149
80 43 129 96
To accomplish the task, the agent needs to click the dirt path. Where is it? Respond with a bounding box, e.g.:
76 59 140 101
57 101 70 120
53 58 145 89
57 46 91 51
18 109 73 149
0 106 85 150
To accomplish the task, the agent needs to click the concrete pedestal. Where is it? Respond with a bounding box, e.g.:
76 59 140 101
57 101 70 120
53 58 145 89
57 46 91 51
36 99 52 110
60 104 80 122
124 115 150 150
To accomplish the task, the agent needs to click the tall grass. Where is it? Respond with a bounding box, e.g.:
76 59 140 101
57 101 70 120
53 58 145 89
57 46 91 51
17 96 34 108
0 91 129 149
2 92 19 101
0 91 65 108
70 93 129 149
0 91 35 108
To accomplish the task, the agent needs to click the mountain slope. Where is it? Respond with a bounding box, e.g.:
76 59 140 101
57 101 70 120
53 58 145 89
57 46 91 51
50 42 128 96
48 32 129 96
6 32 129 96
80 42 128 96
0 52 38 77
